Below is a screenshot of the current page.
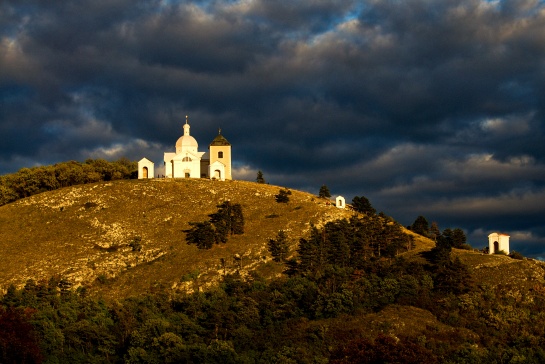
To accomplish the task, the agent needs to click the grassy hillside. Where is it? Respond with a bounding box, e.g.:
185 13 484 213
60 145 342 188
2 178 543 300
3 178 545 362
0 179 354 298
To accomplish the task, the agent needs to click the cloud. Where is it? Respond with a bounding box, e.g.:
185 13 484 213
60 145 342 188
1 0 545 257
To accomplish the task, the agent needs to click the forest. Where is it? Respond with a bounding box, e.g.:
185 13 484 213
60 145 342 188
2 209 544 363
0 158 137 206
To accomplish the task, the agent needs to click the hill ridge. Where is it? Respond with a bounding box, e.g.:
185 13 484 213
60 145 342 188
0 179 354 297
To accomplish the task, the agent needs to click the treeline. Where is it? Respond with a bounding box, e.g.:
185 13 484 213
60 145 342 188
3 216 526 363
0 158 137 206
279 215 414 273
409 215 471 249
2 223 542 363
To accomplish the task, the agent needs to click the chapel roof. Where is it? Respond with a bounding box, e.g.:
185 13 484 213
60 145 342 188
210 129 231 146
176 135 198 149
175 116 198 149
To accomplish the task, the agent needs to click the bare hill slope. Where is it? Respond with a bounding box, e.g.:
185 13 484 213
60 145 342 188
0 179 353 298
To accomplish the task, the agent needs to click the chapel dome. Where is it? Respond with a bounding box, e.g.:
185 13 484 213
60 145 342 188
176 135 198 149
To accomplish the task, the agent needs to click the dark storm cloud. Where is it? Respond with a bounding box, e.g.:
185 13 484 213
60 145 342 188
1 0 545 256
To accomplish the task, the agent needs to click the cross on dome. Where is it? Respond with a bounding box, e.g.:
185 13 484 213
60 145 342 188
183 115 190 136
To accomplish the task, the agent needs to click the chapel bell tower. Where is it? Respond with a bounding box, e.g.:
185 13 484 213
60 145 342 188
208 128 232 180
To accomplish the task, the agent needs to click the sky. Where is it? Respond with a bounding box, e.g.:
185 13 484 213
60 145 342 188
1 0 545 257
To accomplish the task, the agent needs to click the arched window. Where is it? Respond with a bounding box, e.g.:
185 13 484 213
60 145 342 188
182 156 192 162
218 151 223 158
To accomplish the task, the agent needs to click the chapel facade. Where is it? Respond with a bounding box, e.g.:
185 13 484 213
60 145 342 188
488 232 510 255
138 116 232 181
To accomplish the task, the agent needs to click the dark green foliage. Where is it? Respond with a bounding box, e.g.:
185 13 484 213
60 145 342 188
186 201 244 249
268 230 289 262
331 334 438 364
209 205 230 244
1 242 544 364
509 251 524 260
429 221 440 242
256 170 265 184
0 158 137 206
185 221 216 249
451 228 467 248
275 188 291 203
295 217 414 276
231 204 244 235
318 184 331 199
351 195 376 215
410 215 429 236
433 257 474 295
427 232 453 266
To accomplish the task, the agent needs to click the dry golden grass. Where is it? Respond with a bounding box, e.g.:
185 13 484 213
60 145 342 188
0 179 353 298
2 178 542 300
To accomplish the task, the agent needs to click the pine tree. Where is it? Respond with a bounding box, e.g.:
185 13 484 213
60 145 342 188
429 222 440 242
297 225 327 274
184 221 216 249
256 170 265 184
427 233 452 266
351 195 376 215
324 220 351 267
318 184 331 199
451 228 467 248
410 215 429 237
209 203 231 243
268 230 289 262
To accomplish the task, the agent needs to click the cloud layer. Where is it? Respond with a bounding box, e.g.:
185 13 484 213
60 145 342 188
1 0 545 256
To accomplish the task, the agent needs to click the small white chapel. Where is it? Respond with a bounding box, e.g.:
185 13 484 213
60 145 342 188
138 116 232 181
488 232 510 254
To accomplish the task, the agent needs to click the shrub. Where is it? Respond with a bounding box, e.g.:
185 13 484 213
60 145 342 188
509 251 524 260
275 189 291 203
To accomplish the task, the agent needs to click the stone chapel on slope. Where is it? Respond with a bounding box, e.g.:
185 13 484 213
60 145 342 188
138 116 232 181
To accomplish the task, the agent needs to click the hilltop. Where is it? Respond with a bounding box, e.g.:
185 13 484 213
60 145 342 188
3 178 545 362
0 178 354 298
2 178 543 299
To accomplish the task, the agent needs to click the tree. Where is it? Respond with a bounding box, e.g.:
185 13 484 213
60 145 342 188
451 228 467 248
429 222 440 242
410 216 429 237
275 189 291 203
184 221 216 249
427 233 452 267
231 204 244 235
209 202 232 243
351 195 376 215
268 230 289 262
186 201 244 248
0 307 43 364
208 201 244 243
256 171 265 184
318 185 331 199
433 257 474 294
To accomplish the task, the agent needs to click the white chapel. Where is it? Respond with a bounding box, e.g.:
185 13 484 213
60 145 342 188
138 116 232 181
488 232 510 255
